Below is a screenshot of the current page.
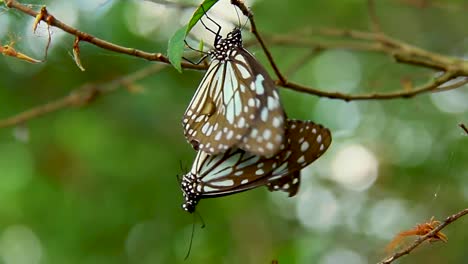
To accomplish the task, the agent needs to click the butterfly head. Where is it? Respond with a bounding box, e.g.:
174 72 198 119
212 28 243 60
226 28 242 42
181 172 201 213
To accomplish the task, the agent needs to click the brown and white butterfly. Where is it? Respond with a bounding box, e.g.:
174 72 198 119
183 26 286 157
181 119 332 213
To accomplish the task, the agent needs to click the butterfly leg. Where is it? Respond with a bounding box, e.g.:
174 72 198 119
199 5 221 40
182 53 209 65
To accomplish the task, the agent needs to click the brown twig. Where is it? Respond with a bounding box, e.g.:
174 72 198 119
368 0 383 33
4 0 204 70
282 70 457 101
379 208 468 264
230 0 287 84
144 0 196 9
459 123 468 135
0 64 166 128
433 77 468 93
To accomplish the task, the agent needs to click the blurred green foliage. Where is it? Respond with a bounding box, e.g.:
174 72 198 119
0 0 467 264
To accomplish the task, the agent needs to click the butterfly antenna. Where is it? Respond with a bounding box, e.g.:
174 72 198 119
234 5 241 28
184 214 196 260
183 211 206 260
195 211 206 229
242 17 249 31
177 160 190 185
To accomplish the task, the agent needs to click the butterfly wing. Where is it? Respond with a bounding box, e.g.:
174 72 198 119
181 119 331 212
182 48 285 156
267 171 301 197
183 59 250 154
264 120 331 197
230 48 286 156
192 120 331 198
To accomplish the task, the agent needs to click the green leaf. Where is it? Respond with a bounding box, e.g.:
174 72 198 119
186 0 219 34
167 24 188 73
167 0 219 72
198 39 205 53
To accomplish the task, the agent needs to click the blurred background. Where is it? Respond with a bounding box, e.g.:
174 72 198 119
0 0 467 263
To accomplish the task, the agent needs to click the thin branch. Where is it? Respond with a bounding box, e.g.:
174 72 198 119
4 0 204 70
144 0 196 9
433 77 468 93
379 208 468 264
281 70 457 101
459 123 468 135
261 34 387 54
368 0 383 33
230 0 287 84
0 64 166 128
304 28 466 74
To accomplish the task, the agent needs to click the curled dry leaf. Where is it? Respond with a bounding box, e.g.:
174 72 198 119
73 36 85 71
33 6 48 33
0 44 41 63
386 217 448 254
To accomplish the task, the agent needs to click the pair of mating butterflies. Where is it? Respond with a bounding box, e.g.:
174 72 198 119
180 20 331 213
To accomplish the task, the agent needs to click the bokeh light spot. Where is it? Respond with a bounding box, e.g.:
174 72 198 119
313 50 362 93
331 144 378 191
319 248 367 264
0 225 42 264
0 15 10 38
430 87 468 114
366 199 409 239
296 186 339 232
0 143 34 197
314 99 361 137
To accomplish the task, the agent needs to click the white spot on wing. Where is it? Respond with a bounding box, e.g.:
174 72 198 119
227 130 234 140
261 107 268 122
301 141 310 152
201 122 210 134
238 117 246 128
297 155 305 163
267 96 278 110
203 186 217 192
238 65 250 79
255 75 265 94
317 135 322 143
273 117 281 128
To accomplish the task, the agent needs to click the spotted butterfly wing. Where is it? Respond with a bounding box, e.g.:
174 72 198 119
183 28 285 156
181 119 331 213
267 171 301 197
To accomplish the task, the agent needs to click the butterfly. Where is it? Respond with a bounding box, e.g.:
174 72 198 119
182 23 286 157
181 119 332 213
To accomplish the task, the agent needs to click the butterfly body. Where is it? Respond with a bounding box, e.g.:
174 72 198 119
181 119 332 213
183 28 286 157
